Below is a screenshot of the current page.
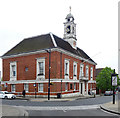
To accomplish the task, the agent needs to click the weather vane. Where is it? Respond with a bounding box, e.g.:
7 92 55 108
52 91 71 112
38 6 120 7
69 6 71 13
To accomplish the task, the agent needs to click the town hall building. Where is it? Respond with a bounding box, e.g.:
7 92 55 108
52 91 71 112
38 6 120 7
1 10 97 97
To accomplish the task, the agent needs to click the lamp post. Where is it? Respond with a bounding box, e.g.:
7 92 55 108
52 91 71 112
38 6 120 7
111 69 118 104
46 49 51 100
33 83 36 98
61 79 62 95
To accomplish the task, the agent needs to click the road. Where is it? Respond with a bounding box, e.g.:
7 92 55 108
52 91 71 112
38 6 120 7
2 95 116 106
1 95 119 117
27 109 114 116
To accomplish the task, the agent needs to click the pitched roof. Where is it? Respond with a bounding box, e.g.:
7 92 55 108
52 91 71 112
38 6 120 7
2 33 96 64
53 34 95 63
3 33 54 57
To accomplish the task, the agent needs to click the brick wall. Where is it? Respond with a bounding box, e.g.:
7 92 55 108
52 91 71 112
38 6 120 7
2 50 96 94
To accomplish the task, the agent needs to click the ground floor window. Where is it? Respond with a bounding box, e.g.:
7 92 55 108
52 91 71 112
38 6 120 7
74 83 76 90
38 83 43 92
24 83 29 92
70 84 72 89
11 84 15 92
65 83 68 91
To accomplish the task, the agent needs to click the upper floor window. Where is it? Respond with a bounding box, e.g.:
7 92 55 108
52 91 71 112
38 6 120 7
37 58 45 79
12 65 16 76
73 62 77 77
38 62 44 75
90 67 93 80
10 62 17 81
86 65 89 77
80 64 84 77
64 59 69 76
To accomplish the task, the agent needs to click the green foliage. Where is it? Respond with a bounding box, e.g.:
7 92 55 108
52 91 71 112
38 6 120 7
96 67 119 92
1 77 3 81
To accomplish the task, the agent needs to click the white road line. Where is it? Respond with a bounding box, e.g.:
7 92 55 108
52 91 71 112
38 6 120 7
13 105 100 111
100 109 119 116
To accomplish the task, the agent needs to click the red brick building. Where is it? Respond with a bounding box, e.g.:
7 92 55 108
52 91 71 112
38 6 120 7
1 12 96 97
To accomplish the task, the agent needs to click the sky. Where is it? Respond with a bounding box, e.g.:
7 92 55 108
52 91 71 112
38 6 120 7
0 0 119 77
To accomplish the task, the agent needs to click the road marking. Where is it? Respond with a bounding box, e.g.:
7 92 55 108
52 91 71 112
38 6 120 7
63 110 67 112
101 109 119 116
13 105 100 111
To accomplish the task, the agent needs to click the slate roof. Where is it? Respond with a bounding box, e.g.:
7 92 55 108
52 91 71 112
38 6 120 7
2 33 96 64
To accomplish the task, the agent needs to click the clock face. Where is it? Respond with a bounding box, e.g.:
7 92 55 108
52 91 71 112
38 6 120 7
66 25 71 34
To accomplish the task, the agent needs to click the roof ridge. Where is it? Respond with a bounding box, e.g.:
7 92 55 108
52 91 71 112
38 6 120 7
49 32 57 47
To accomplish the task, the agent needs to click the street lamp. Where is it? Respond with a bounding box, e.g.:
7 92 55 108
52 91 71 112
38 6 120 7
61 79 62 95
111 69 118 104
46 49 51 100
33 83 36 98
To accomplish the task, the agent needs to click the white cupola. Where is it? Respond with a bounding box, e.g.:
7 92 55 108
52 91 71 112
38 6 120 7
63 7 77 49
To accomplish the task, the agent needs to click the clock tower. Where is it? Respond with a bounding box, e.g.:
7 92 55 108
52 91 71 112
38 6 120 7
63 7 77 49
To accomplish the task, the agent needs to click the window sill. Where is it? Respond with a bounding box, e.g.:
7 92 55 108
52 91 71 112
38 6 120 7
38 74 44 76
38 91 43 93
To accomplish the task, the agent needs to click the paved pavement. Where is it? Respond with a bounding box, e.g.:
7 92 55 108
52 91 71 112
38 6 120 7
1 105 28 116
16 94 96 102
1 95 120 116
100 100 120 115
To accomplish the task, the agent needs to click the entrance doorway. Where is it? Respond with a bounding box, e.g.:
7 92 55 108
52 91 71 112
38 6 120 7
81 83 83 94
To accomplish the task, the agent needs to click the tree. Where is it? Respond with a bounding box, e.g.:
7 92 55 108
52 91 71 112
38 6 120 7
96 67 119 92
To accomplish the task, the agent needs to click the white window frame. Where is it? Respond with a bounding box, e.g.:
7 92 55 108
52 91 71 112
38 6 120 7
73 62 77 80
65 83 68 91
11 84 15 93
10 62 17 81
90 67 93 80
36 58 45 80
24 83 29 92
64 59 69 80
86 65 89 78
80 64 84 77
74 83 76 91
38 83 43 92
